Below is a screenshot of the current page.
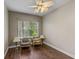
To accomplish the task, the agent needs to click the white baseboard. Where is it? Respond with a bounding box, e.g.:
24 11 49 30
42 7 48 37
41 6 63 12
4 45 19 57
4 47 9 57
44 42 74 58
9 45 20 48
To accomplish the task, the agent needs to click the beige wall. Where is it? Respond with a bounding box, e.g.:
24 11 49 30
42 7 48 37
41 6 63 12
9 12 42 45
43 0 75 58
4 5 8 53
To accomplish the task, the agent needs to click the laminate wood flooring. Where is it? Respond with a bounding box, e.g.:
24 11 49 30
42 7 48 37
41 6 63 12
5 45 73 59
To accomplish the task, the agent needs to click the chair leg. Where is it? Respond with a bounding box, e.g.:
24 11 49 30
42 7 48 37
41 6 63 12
41 42 43 47
32 43 34 47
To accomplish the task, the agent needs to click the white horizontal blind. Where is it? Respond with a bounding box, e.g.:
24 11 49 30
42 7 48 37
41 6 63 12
18 21 23 37
23 21 30 37
18 21 39 38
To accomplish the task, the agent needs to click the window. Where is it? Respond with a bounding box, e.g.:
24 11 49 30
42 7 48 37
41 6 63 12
18 21 39 38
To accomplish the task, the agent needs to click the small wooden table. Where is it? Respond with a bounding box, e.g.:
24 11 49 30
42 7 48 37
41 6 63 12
13 37 21 48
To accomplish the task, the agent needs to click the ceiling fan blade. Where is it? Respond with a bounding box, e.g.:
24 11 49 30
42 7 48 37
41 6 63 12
40 7 45 13
43 1 54 7
44 7 48 12
27 6 37 8
34 6 42 13
35 8 39 13
46 3 53 7
40 7 48 13
35 0 43 5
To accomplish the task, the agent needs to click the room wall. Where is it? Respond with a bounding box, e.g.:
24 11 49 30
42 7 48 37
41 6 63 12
43 0 75 58
9 12 42 45
4 5 8 53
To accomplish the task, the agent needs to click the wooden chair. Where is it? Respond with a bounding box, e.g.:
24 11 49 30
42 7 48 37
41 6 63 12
32 37 43 46
20 38 31 47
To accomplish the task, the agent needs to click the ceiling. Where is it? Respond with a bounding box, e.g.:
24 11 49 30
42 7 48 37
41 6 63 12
5 0 71 16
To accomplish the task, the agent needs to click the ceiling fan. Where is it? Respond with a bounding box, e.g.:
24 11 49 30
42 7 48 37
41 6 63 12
28 0 54 13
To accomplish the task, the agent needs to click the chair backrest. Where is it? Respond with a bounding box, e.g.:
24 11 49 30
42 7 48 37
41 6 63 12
21 38 31 43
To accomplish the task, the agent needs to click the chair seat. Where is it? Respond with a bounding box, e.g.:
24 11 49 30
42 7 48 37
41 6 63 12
33 40 41 43
32 38 43 46
21 42 30 45
20 38 31 47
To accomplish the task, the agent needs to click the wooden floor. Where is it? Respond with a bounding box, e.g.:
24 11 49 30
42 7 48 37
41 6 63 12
5 45 73 59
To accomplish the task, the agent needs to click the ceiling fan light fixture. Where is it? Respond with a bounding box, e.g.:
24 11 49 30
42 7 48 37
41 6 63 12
30 0 54 13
